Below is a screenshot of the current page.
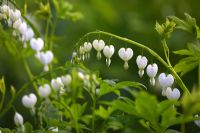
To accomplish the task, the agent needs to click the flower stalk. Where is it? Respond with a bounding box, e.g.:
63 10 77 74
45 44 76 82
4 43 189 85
76 30 190 94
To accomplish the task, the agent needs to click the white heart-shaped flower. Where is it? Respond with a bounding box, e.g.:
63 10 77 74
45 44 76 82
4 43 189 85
18 22 27 34
30 38 44 51
13 19 22 29
83 42 92 52
1 5 10 15
38 84 51 98
103 45 115 58
92 39 105 51
136 55 148 69
166 87 180 100
61 74 72 86
14 112 23 126
38 50 53 65
158 73 174 88
146 63 158 78
118 48 133 61
23 28 34 42
9 9 21 21
22 93 37 108
51 77 64 91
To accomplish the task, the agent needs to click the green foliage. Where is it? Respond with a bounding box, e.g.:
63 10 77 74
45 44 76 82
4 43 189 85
52 0 83 21
173 43 200 76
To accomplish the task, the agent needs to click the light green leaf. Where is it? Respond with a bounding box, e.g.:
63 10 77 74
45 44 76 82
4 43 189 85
174 56 199 76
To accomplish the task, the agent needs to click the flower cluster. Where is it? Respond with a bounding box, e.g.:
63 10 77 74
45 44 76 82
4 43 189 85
158 73 180 100
0 4 53 71
79 39 181 100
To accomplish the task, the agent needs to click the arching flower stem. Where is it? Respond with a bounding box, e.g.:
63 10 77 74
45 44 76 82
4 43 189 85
76 30 190 95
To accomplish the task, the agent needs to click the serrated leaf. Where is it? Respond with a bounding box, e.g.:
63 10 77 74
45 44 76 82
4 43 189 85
135 92 158 123
95 106 114 119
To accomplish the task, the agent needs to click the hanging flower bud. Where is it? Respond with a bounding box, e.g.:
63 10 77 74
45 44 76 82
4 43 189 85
30 38 44 52
51 77 64 91
38 51 53 71
103 45 115 66
61 74 72 86
136 55 148 77
146 63 158 86
165 87 180 100
38 84 51 98
92 39 105 60
14 112 23 127
22 93 37 109
83 42 92 59
118 48 133 70
9 9 21 22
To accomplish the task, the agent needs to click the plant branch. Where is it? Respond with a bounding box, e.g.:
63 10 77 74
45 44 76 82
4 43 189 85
76 30 190 94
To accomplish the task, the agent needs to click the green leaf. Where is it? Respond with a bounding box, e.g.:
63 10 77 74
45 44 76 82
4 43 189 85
135 92 158 123
182 89 200 115
95 106 114 119
112 97 137 116
161 105 176 128
173 49 193 56
174 56 199 76
24 122 33 133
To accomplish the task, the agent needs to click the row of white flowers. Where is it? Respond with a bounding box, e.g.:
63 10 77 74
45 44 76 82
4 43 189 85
79 39 181 100
0 4 53 71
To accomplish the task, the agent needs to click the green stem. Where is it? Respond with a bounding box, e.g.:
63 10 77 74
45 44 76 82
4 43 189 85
23 0 27 16
92 95 96 133
181 123 186 133
22 59 38 95
76 30 190 94
0 92 5 112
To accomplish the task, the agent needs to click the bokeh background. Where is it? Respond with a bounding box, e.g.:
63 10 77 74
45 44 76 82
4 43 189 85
0 0 200 131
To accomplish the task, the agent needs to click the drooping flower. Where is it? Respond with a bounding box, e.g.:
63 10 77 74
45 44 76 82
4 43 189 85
14 112 23 127
103 45 115 66
37 50 54 71
23 28 34 42
165 87 180 100
51 77 64 91
146 63 158 86
83 42 92 59
0 5 10 16
61 74 72 86
38 84 51 98
18 21 27 35
79 46 86 60
22 93 37 109
30 38 44 52
92 39 105 60
9 9 21 22
158 73 174 96
13 19 22 29
118 48 133 70
136 55 148 77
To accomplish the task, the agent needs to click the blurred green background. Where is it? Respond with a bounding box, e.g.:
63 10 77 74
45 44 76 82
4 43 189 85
0 0 199 131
